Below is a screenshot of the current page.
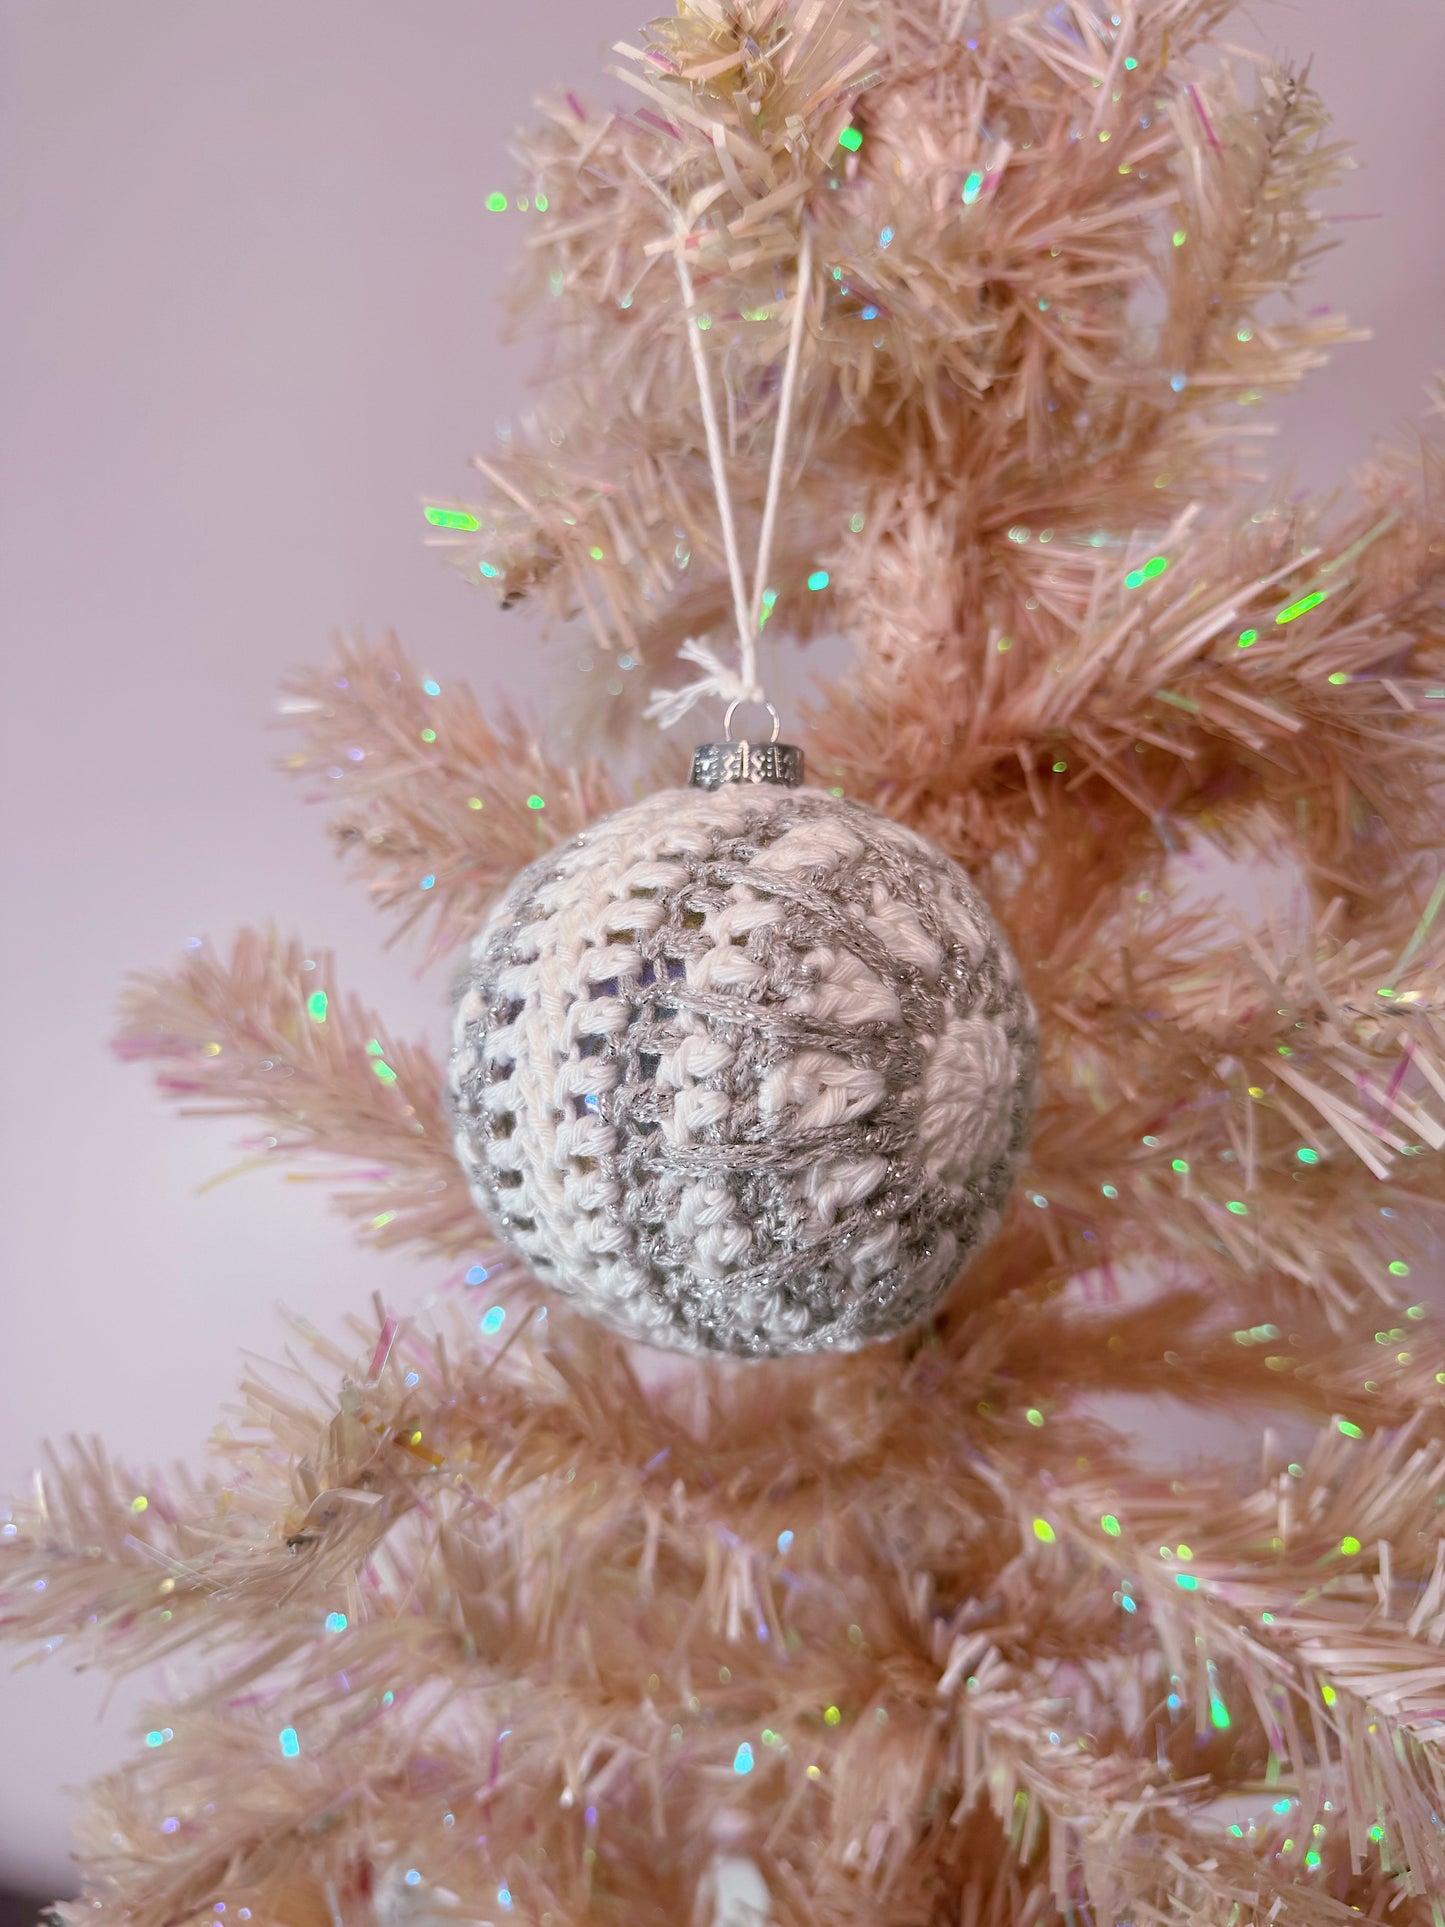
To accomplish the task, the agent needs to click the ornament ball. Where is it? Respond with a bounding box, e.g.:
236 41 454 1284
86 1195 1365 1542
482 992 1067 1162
450 768 1035 1357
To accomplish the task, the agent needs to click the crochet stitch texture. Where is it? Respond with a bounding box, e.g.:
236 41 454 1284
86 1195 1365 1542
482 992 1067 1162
450 785 1036 1356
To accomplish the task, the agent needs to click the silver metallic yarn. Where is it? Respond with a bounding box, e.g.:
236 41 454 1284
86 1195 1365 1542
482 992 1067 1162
449 784 1036 1357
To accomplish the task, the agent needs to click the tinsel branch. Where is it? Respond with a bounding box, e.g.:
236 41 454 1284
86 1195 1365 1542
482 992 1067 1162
1053 1426 1445 1883
113 929 487 1259
279 635 674 960
812 454 1445 902
423 0 1355 749
8 1302 1445 1924
969 873 1445 1332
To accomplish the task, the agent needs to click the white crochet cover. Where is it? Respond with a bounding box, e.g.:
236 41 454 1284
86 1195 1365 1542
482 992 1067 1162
449 785 1036 1357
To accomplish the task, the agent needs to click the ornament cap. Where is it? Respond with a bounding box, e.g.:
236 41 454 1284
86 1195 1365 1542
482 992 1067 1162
689 739 805 790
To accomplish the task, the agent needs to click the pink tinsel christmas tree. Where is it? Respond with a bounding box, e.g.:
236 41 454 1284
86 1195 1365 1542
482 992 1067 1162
5 4 1445 1922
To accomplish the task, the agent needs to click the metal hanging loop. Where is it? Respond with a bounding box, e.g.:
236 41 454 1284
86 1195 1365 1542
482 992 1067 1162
722 698 782 744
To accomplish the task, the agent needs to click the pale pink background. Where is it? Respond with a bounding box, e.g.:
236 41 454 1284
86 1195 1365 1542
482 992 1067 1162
1 0 1441 1892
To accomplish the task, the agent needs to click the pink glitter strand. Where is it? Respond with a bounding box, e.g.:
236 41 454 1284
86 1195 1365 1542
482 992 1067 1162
635 106 683 139
367 1315 400 1382
1188 83 1222 152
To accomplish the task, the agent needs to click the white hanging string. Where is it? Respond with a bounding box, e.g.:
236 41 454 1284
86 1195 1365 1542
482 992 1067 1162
646 222 813 732
751 222 813 638
672 241 758 699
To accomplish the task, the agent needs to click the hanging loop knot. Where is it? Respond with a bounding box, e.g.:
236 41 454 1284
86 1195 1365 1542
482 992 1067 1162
643 638 764 730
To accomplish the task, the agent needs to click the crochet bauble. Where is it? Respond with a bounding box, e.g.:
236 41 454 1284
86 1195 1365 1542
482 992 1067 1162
449 758 1036 1357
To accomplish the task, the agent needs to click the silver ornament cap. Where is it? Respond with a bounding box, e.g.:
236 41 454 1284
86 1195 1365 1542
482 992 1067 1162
688 738 804 790
689 700 804 790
